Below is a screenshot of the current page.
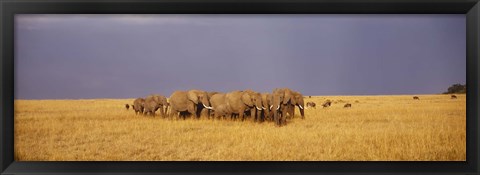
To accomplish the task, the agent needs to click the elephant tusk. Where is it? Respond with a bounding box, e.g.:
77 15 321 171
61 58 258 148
276 105 280 110
262 107 266 110
270 105 273 110
256 106 262 110
299 105 304 110
203 104 213 109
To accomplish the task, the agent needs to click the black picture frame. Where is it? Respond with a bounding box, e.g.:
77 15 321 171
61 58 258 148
1 0 479 174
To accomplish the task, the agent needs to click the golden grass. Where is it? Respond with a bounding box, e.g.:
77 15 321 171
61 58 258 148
14 94 466 161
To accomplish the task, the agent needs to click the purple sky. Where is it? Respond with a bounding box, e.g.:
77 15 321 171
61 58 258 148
15 14 465 99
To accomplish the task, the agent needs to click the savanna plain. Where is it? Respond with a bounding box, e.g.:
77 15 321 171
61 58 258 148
14 94 465 161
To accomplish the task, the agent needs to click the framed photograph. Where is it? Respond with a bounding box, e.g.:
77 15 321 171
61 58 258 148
1 0 479 174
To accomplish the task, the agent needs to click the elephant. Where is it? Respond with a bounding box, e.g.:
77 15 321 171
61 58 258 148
132 98 145 115
286 90 305 119
261 93 273 122
205 91 222 118
209 93 228 119
169 90 213 120
143 94 169 117
225 90 264 122
243 89 265 122
212 103 232 119
344 103 352 108
271 88 296 126
125 104 130 110
451 95 457 99
413 96 420 100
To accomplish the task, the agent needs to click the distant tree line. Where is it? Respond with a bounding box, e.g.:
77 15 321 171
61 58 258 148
443 84 466 94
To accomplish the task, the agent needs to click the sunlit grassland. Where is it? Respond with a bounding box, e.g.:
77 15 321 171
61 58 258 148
14 94 466 161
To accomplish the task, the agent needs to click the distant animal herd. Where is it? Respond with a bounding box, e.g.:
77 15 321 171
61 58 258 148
125 88 460 127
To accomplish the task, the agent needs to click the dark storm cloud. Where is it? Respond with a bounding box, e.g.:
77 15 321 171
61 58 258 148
15 14 465 99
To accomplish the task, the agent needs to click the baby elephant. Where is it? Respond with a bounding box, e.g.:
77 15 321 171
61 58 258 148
133 98 146 115
213 104 231 120
306 102 316 109
344 103 352 108
413 96 420 100
125 104 130 110
451 95 457 99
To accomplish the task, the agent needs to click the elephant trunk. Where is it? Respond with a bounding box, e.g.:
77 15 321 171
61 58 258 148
201 96 213 109
297 99 305 118
164 103 169 117
255 98 263 111
299 106 305 119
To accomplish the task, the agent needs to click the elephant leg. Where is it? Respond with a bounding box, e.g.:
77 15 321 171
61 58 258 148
260 110 265 122
281 109 288 126
277 110 282 126
187 105 196 120
208 110 212 119
179 112 184 120
178 111 186 120
255 109 261 122
194 104 203 120
163 106 167 118
150 109 155 117
159 106 165 117
258 110 264 122
264 110 269 121
196 109 202 120
240 108 246 122
274 110 279 126
252 109 256 122
169 109 177 120
214 111 219 120
267 110 272 121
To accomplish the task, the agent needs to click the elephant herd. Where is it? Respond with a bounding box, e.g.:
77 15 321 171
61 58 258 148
128 88 305 126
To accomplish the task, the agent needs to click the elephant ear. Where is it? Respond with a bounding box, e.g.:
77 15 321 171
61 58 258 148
292 94 301 105
241 92 254 107
155 96 161 103
187 90 199 104
283 91 292 104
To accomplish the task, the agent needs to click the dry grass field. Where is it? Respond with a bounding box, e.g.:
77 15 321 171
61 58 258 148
14 94 466 161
